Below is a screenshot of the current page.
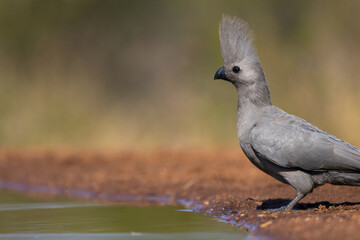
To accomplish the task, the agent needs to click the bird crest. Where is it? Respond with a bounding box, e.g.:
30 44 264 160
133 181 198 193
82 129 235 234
219 16 258 65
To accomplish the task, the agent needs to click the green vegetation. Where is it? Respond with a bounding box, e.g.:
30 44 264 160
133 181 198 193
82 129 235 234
0 0 359 149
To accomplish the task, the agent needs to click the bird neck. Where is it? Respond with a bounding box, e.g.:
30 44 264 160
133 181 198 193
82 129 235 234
236 99 262 142
236 80 272 108
236 94 265 124
236 79 272 141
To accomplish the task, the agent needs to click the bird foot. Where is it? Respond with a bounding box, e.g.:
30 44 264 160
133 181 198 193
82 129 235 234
267 206 290 213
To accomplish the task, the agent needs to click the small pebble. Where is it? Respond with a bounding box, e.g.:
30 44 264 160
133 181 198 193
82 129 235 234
260 221 273 228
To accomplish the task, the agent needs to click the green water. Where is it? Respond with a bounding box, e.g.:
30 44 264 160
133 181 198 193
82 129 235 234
0 190 248 240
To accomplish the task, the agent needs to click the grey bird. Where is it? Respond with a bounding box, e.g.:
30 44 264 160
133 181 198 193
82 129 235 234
214 16 360 212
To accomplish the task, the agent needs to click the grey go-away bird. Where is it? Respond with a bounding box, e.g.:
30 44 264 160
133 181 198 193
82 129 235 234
214 16 360 212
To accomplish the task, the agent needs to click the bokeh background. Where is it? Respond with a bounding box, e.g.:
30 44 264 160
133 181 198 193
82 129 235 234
1 0 360 149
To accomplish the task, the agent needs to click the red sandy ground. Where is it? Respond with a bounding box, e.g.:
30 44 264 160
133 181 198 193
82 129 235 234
0 148 360 239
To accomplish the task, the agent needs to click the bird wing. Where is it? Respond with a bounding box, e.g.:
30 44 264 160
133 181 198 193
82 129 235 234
249 110 360 172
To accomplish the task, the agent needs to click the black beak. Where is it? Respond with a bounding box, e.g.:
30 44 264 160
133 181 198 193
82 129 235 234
214 66 230 81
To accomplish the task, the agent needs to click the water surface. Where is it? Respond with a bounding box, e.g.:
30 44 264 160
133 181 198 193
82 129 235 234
0 190 248 240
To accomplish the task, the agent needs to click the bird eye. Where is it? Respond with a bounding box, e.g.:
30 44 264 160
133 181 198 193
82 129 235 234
232 66 240 73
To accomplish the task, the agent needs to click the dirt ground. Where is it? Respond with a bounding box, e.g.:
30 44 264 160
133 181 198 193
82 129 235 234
1 148 360 239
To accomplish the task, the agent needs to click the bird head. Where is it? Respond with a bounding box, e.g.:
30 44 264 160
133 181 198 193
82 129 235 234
214 16 271 106
214 16 263 85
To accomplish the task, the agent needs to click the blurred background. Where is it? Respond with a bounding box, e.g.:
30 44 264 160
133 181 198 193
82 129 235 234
1 0 360 150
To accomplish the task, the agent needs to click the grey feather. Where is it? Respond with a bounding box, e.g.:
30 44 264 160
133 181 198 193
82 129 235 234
220 16 258 65
214 16 360 212
250 106 360 172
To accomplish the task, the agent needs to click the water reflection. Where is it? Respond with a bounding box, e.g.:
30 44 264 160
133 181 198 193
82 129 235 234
0 190 248 240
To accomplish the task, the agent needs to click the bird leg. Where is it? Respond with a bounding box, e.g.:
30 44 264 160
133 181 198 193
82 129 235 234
269 191 306 212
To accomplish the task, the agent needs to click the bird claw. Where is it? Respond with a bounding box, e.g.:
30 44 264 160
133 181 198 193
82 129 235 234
267 206 290 213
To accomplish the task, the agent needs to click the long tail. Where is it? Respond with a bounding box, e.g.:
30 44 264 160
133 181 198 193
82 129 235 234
327 171 360 186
